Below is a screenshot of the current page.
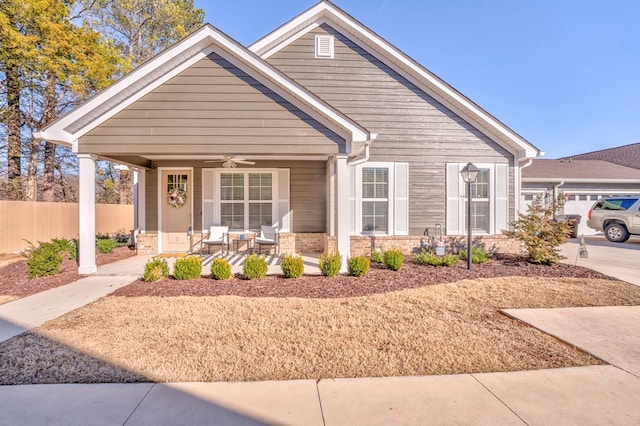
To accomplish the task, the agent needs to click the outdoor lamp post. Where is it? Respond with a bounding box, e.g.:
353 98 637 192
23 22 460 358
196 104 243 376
460 162 479 270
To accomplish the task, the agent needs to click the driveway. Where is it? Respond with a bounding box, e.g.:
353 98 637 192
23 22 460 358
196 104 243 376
561 235 640 286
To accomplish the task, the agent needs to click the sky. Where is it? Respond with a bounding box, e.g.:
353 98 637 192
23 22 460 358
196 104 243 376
193 0 640 159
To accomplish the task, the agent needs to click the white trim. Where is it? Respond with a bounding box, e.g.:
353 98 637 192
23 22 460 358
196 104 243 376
335 155 350 272
250 2 541 160
77 154 97 274
157 167 194 253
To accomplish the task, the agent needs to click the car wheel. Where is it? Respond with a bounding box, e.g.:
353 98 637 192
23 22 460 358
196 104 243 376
604 223 630 243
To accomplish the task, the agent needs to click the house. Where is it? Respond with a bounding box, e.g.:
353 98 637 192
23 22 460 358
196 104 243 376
522 149 640 236
35 1 541 273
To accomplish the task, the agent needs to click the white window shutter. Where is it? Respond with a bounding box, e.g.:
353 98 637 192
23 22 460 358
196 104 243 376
276 168 290 232
394 163 409 235
350 165 356 233
495 163 509 233
201 168 215 232
446 163 461 235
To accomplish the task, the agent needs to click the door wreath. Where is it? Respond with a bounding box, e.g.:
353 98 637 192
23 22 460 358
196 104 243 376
167 188 187 208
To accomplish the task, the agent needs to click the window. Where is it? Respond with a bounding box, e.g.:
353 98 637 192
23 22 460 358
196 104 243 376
350 162 409 235
446 163 509 235
465 169 490 233
220 172 273 230
362 168 389 233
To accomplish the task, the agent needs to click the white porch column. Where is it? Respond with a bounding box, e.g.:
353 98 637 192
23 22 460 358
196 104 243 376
335 154 350 272
78 154 97 274
133 168 146 231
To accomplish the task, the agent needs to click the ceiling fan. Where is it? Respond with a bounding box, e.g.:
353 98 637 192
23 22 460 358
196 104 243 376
204 156 256 168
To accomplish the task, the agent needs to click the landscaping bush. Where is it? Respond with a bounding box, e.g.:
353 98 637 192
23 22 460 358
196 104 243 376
243 254 268 280
370 249 384 264
458 246 492 264
319 252 341 277
143 258 169 282
280 253 304 278
211 258 232 280
50 238 77 260
383 248 404 271
348 256 370 277
503 198 572 265
173 256 202 280
24 241 63 279
413 250 459 267
96 238 118 254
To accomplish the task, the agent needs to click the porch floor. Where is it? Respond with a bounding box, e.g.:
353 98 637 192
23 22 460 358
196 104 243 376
94 252 322 277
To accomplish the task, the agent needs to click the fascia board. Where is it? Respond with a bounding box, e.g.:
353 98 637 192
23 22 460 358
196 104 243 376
251 1 540 159
522 178 640 184
32 129 73 147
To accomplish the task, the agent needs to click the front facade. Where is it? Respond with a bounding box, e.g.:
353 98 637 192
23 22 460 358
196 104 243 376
37 1 541 273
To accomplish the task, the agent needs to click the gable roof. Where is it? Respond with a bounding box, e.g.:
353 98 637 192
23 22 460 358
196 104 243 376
250 0 542 161
522 159 640 182
35 23 373 154
561 142 640 170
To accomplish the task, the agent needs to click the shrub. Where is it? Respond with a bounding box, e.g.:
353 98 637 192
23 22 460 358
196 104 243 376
96 238 118 254
243 254 268 280
50 238 77 260
24 241 63 279
413 250 459 267
143 258 169 282
211 258 232 280
370 249 384 264
173 256 202 280
458 246 492 264
319 252 342 277
383 248 404 271
281 253 304 278
348 256 370 277
503 198 572 265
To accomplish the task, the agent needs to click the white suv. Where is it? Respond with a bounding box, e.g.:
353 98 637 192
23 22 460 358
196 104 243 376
586 197 640 242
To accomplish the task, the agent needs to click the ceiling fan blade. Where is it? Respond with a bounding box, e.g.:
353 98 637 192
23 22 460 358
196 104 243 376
233 159 255 165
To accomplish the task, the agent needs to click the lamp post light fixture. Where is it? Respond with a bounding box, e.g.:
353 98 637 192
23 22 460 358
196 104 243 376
460 162 479 270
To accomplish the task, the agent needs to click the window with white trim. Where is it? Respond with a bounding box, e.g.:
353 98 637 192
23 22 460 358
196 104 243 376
465 168 490 233
220 171 273 231
351 162 409 235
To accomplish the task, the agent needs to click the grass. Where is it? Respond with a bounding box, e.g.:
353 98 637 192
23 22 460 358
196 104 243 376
2 276 639 384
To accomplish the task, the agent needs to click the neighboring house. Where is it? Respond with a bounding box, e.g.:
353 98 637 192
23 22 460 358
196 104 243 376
36 1 541 273
565 142 640 170
522 158 640 236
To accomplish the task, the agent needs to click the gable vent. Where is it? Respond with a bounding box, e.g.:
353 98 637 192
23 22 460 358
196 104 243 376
315 35 334 58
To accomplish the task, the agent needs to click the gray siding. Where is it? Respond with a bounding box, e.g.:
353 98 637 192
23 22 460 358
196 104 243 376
146 161 326 234
79 52 344 155
267 24 515 234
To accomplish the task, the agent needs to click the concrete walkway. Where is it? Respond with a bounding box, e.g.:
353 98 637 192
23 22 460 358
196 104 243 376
1 244 639 424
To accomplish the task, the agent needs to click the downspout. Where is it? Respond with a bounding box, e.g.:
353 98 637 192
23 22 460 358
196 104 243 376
553 180 565 212
348 135 376 166
516 158 534 215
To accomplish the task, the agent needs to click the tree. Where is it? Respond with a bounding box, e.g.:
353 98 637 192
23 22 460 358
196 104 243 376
1 0 123 201
503 198 573 265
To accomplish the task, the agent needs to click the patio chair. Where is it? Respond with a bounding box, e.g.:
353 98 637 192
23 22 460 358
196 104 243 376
255 225 278 254
202 226 229 254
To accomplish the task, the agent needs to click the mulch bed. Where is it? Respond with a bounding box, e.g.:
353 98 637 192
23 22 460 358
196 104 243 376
0 246 135 298
112 254 619 299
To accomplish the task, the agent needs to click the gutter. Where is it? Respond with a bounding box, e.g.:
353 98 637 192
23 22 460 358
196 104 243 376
348 133 377 166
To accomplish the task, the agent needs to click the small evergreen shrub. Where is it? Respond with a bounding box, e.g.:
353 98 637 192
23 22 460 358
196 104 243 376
50 238 77 260
370 249 384 264
143 258 169 282
319 252 342 277
243 254 268 280
348 256 370 277
281 253 304 278
383 248 404 271
503 198 573 265
459 246 492 264
96 238 118 254
413 250 459 267
173 256 202 280
24 241 63 279
211 258 232 280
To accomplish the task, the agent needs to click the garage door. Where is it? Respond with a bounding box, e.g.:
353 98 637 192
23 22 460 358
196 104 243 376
563 194 601 236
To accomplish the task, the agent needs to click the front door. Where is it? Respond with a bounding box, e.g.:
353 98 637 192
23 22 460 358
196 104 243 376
161 170 192 253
